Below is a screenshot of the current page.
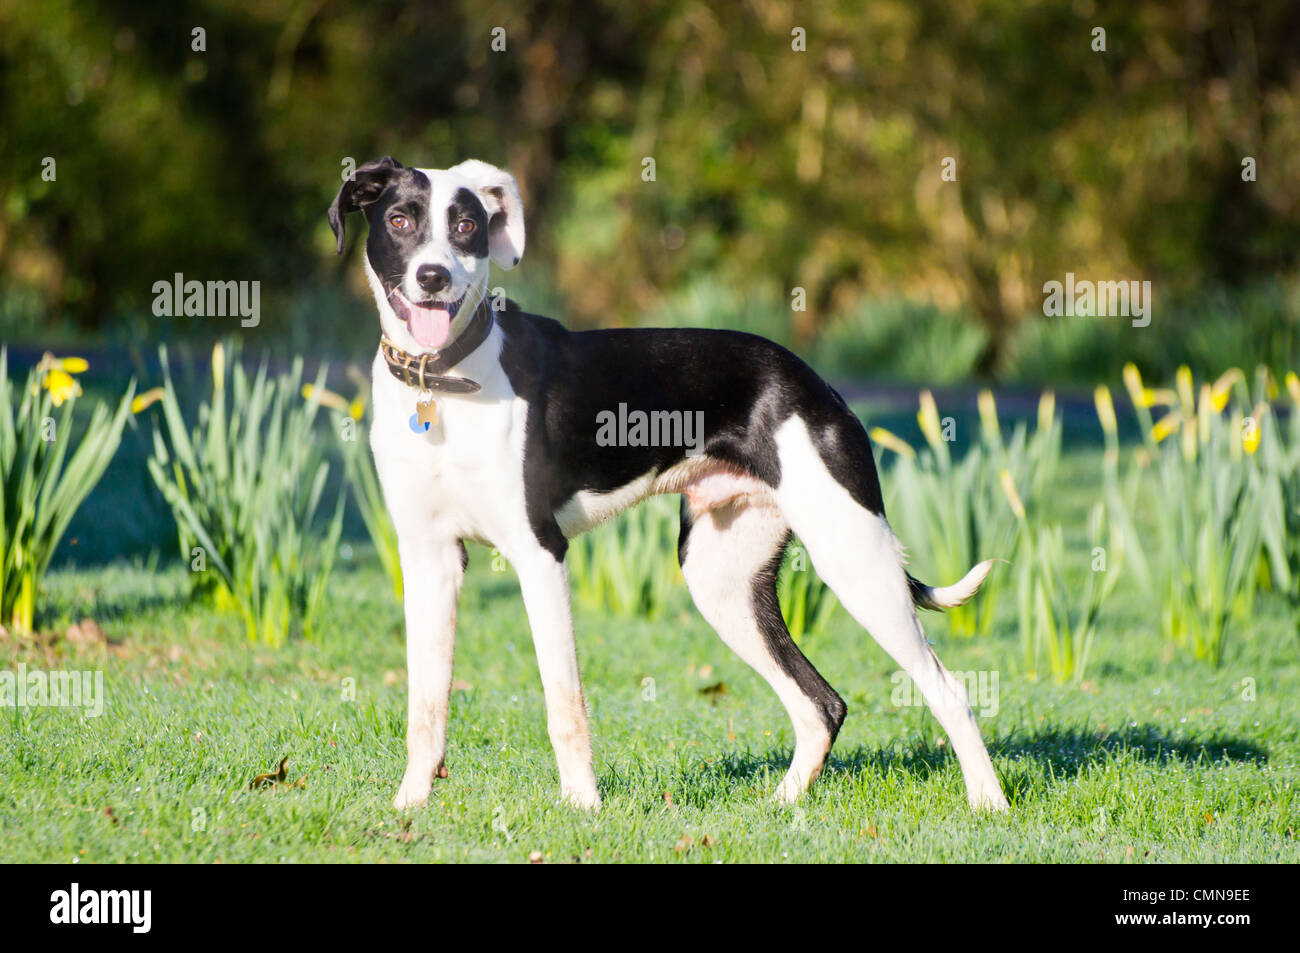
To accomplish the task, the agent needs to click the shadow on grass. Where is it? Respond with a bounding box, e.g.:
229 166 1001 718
625 723 1268 808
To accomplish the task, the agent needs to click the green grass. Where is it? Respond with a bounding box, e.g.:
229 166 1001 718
3 446 1298 863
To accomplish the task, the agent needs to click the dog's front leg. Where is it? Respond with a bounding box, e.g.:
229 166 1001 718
393 533 464 810
513 547 601 810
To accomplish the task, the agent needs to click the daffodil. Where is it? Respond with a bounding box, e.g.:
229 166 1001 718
1121 363 1145 409
998 470 1026 521
1175 365 1195 417
131 387 166 414
1037 390 1056 435
1210 368 1242 412
868 427 915 459
1151 413 1181 444
1286 371 1300 406
1243 403 1268 455
45 370 80 405
1140 387 1177 407
1242 424 1260 455
302 383 351 414
1197 383 1212 446
1094 385 1117 438
977 389 1001 446
916 390 943 451
212 342 226 392
34 353 90 405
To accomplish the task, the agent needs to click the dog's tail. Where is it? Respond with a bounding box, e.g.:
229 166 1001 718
906 559 998 611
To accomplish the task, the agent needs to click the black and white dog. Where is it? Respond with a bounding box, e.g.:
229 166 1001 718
329 157 1009 813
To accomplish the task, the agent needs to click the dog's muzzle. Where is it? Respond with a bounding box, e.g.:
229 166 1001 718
388 289 466 349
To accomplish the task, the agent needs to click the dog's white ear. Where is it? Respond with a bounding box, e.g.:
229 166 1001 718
450 159 525 270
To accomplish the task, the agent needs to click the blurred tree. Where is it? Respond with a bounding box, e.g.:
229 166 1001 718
0 0 1296 372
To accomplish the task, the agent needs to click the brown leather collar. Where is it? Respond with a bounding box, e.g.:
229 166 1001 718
380 300 494 394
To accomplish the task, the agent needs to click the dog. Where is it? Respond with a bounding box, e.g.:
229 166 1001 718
328 156 1010 813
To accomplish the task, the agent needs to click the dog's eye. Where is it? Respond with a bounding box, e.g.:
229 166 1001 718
455 219 476 234
389 214 411 231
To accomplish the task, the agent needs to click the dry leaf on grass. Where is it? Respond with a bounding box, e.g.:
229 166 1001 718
65 618 106 645
249 755 306 791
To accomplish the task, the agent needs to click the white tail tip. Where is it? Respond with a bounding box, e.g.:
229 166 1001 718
909 559 999 610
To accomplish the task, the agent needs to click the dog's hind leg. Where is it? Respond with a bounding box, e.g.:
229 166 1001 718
678 497 847 804
773 416 1009 812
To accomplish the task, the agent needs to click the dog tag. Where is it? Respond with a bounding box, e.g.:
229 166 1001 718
416 396 438 427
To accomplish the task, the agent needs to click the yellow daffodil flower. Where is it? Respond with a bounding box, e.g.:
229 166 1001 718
1242 425 1260 455
1139 387 1176 407
37 354 88 406
43 368 81 406
999 470 1026 521
1094 385 1117 438
977 389 1001 446
212 342 226 391
131 387 166 414
1175 365 1195 416
302 383 351 414
1151 412 1180 443
1121 363 1144 409
1037 390 1056 434
868 427 915 459
1209 368 1242 413
917 390 943 451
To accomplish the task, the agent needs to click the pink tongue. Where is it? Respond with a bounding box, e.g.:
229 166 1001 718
408 304 451 348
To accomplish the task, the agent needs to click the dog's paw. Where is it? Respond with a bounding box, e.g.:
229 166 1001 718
561 786 602 811
393 771 433 810
968 785 1010 813
772 768 812 805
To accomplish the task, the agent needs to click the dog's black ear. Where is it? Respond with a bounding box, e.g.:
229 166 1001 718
328 156 404 254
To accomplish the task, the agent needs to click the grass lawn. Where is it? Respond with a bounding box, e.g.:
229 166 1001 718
2 449 1298 863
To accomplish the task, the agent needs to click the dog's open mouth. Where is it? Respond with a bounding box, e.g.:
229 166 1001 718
388 290 464 349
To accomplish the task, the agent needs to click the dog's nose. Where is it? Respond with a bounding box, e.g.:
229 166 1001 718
416 263 451 295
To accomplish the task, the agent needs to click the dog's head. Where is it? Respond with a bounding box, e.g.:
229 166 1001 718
329 157 524 352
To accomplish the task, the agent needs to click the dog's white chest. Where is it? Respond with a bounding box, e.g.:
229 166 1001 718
368 349 530 544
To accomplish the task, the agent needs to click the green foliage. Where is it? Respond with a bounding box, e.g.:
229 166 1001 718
340 422 401 600
3 3 1298 375
777 540 839 642
8 528 1300 863
811 298 987 385
875 389 1060 637
567 496 682 618
0 350 133 633
305 376 402 601
1258 375 1300 624
1006 282 1300 389
1016 505 1121 684
1098 365 1286 666
144 342 345 646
